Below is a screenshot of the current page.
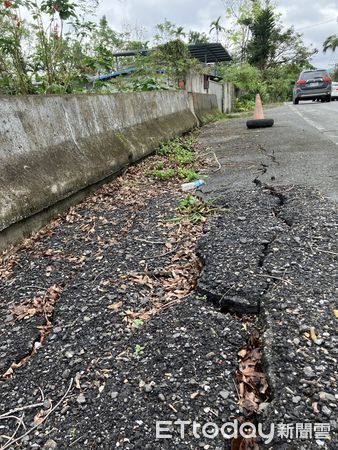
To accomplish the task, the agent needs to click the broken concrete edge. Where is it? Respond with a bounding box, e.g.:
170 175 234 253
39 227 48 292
0 91 219 252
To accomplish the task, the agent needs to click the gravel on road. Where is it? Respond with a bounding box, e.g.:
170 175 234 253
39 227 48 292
0 117 337 450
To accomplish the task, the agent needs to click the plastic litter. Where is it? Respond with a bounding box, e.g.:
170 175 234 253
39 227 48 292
181 179 205 192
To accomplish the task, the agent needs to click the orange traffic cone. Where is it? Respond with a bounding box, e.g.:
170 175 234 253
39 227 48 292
254 93 265 119
247 93 274 129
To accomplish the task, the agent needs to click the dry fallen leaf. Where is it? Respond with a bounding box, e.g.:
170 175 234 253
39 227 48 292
333 310 338 318
11 285 63 321
310 327 317 342
33 409 48 426
107 301 123 310
312 402 320 414
75 372 82 390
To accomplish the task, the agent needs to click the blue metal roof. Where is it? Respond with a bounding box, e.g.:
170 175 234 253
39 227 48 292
91 68 136 81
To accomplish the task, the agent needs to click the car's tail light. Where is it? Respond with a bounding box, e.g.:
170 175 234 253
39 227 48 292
297 80 307 85
324 77 332 82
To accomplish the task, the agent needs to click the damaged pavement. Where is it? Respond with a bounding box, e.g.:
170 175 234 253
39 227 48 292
0 108 337 449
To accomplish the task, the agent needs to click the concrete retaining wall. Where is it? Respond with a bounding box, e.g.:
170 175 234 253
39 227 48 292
189 92 219 124
223 82 236 114
185 71 236 114
0 90 224 250
0 91 199 241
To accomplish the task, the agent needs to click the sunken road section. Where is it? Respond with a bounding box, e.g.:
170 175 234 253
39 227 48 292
197 185 338 449
0 179 337 449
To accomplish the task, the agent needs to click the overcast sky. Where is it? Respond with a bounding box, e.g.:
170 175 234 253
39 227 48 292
97 0 338 68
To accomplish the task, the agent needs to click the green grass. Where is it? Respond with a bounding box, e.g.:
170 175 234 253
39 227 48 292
147 135 199 182
169 148 196 165
178 168 199 182
133 319 144 329
173 194 229 223
134 344 145 358
147 168 175 180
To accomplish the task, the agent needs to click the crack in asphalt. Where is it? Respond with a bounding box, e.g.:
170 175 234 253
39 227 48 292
257 145 280 166
196 185 296 449
1 276 77 381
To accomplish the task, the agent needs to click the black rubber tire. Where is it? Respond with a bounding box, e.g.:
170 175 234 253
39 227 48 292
246 118 274 129
321 98 326 103
293 98 299 105
326 95 331 102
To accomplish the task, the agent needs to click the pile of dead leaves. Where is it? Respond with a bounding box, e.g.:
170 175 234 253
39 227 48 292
231 436 259 450
230 330 271 450
11 284 64 322
236 330 270 416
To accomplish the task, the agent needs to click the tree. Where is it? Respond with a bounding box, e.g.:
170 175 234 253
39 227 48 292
221 1 316 103
0 3 32 94
246 4 276 71
84 16 123 72
188 31 209 44
222 0 254 60
151 39 198 82
323 35 338 53
224 1 316 70
209 16 225 43
154 19 177 44
174 26 186 40
0 0 106 94
332 65 338 81
267 25 317 68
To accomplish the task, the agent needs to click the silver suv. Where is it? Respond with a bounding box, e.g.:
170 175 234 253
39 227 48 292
293 69 332 104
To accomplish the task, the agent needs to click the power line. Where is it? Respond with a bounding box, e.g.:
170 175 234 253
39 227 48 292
296 17 338 32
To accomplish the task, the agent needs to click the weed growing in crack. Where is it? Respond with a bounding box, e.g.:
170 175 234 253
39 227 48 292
178 168 199 182
157 136 197 157
195 294 208 301
173 194 229 223
147 136 200 182
134 344 145 358
169 148 195 165
133 319 144 329
147 168 176 180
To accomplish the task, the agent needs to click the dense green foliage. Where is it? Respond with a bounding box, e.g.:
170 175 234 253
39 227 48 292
323 35 338 54
247 5 276 71
0 0 318 100
222 0 316 104
0 3 199 94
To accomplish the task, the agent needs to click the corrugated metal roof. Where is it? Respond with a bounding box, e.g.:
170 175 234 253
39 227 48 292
188 43 232 63
111 44 231 64
91 68 136 81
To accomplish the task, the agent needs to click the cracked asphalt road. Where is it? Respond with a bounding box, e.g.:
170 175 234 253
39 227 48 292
200 102 338 200
0 106 337 450
197 105 338 449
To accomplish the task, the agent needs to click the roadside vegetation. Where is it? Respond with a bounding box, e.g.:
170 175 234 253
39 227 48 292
220 0 317 104
147 136 200 183
323 35 338 81
0 0 324 105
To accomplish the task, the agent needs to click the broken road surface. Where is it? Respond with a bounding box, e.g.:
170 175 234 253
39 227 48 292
0 105 337 449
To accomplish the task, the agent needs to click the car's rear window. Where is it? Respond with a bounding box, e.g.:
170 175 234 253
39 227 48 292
301 70 328 80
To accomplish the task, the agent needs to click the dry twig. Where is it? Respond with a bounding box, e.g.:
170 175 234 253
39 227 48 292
0 379 73 450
